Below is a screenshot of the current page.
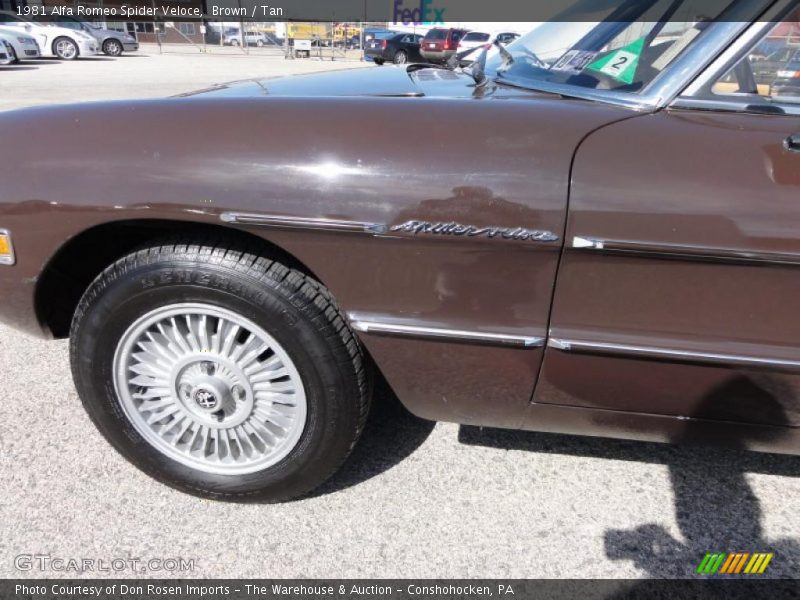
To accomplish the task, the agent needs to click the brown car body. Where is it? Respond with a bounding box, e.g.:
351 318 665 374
2 34 800 456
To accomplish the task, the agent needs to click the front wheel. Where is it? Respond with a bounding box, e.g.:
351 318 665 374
103 39 123 56
53 36 78 60
70 241 371 501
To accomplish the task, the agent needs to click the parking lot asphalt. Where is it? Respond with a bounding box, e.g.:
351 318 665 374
1 51 799 580
0 44 367 111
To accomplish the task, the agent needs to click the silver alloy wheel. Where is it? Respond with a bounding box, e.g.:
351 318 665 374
55 38 77 59
113 303 307 475
104 39 122 56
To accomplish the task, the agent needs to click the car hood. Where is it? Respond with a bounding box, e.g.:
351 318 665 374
179 65 538 100
88 27 128 39
0 25 36 40
37 24 88 39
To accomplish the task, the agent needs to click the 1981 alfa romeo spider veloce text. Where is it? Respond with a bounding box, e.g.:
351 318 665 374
2 0 800 500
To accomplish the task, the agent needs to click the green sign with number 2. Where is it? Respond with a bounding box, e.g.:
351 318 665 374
586 36 645 85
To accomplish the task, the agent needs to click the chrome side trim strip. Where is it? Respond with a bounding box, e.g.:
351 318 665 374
350 319 544 348
572 237 604 250
391 220 560 243
548 338 800 371
221 212 558 245
671 96 800 117
220 212 387 234
570 237 800 267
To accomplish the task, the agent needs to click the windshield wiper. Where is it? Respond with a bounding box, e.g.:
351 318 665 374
495 41 515 69
422 40 523 88
496 43 547 75
445 41 512 87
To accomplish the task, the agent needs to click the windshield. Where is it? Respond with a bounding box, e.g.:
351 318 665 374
486 0 743 95
425 29 448 40
463 32 491 42
0 13 31 24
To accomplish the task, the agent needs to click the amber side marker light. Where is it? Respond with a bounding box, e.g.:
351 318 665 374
0 229 15 266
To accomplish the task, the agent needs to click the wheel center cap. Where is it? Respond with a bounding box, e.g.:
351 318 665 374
193 387 219 411
187 379 229 414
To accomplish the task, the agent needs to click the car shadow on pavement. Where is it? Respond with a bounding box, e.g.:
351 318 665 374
305 375 436 499
459 380 800 580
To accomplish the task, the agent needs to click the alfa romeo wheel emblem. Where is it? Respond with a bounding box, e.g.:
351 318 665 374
193 389 218 410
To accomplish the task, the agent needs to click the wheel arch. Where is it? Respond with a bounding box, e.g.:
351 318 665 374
35 219 324 339
51 35 79 57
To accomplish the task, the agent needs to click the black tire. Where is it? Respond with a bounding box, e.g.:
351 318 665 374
393 50 407 64
103 38 123 56
53 36 78 60
373 58 384 66
9 45 18 63
70 239 371 502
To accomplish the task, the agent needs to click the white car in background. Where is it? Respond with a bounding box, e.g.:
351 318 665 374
457 30 522 52
0 27 41 62
0 11 97 59
39 16 139 56
0 37 13 65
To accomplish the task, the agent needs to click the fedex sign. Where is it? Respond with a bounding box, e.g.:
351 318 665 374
393 0 446 25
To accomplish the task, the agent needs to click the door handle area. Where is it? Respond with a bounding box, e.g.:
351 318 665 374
784 134 800 153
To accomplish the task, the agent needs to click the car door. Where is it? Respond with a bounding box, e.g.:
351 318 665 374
396 34 412 59
405 34 423 62
535 16 800 429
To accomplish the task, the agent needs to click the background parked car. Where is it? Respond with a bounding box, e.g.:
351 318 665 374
363 28 393 43
454 31 522 66
365 32 423 65
771 48 800 97
333 34 361 50
0 11 97 59
225 31 272 47
419 27 467 63
38 16 138 56
0 37 12 64
749 46 799 84
457 30 521 53
494 31 522 45
0 27 40 62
